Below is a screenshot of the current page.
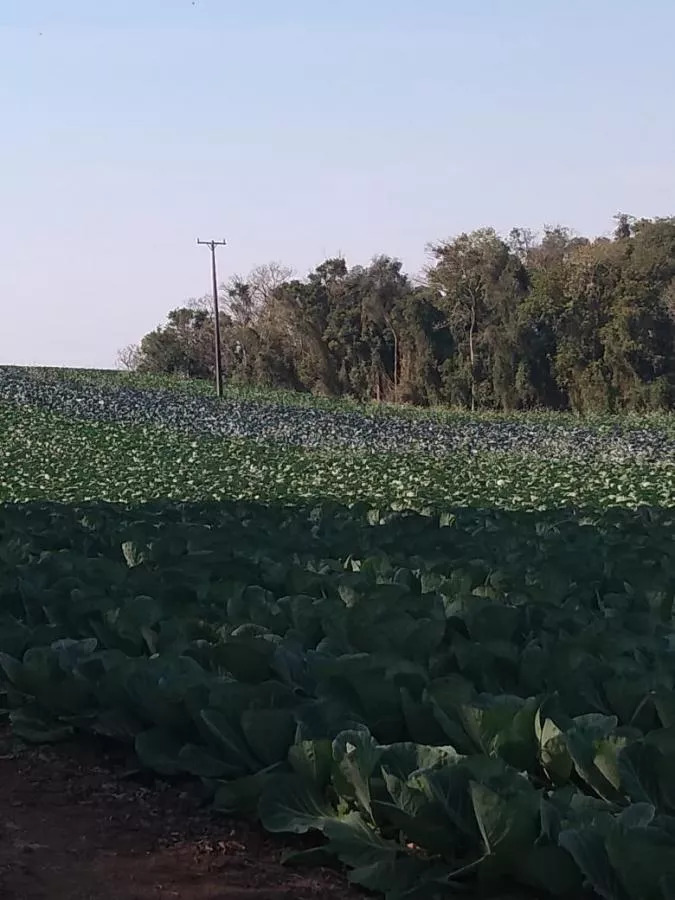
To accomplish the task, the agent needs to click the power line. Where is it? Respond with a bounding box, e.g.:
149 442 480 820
197 238 227 398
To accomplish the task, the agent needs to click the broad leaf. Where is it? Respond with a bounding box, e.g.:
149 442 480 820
258 774 337 834
332 728 383 821
241 708 295 766
288 738 333 789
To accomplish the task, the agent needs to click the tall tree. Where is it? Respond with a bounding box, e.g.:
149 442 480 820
427 229 528 410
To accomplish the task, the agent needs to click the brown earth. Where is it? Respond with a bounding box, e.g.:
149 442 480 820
0 726 360 900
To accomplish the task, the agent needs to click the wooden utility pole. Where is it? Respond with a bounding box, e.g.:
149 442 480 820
197 238 226 398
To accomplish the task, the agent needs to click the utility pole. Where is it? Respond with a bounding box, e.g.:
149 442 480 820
197 238 227 398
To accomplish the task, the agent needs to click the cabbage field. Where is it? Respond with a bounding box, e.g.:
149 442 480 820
2 366 675 900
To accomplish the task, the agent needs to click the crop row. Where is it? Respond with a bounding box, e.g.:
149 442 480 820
17 366 675 432
3 366 675 460
2 500 675 898
2 368 675 897
2 402 675 509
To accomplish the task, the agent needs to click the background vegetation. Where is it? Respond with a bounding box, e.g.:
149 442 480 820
122 215 675 414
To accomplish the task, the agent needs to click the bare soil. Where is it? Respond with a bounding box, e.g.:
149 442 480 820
0 726 359 900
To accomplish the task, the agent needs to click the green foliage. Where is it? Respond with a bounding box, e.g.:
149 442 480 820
2 401 675 509
3 367 675 896
126 218 675 413
3 497 675 897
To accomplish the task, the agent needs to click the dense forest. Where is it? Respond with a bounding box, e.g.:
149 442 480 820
122 215 675 413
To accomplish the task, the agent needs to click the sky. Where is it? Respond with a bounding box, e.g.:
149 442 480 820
1 1 674 367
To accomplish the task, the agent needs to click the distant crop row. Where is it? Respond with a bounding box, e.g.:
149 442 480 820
3 366 675 460
17 366 675 432
2 401 675 509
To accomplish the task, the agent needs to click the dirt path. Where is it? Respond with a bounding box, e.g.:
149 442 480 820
0 727 359 900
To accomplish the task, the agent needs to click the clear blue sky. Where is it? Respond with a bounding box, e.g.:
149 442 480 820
1 0 674 367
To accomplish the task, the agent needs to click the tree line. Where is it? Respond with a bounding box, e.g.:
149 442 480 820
121 215 675 413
